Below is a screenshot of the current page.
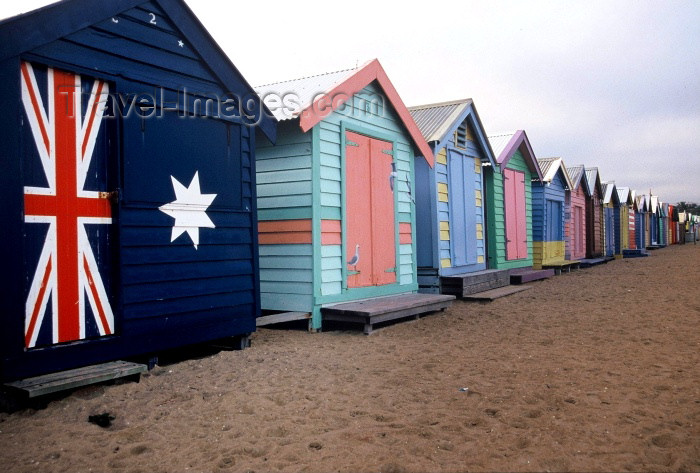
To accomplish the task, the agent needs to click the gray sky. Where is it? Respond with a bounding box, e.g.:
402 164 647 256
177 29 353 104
4 0 698 204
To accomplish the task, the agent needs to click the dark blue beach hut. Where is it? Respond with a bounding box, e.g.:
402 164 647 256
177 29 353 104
0 0 276 382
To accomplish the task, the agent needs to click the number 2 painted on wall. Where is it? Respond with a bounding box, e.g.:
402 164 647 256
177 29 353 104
149 13 157 25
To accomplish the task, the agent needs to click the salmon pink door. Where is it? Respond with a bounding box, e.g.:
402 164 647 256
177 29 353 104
345 131 396 288
504 169 527 260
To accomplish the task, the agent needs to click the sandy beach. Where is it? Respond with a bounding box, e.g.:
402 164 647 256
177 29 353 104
1 243 699 472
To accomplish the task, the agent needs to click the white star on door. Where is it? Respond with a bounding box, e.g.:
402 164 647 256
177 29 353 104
159 171 217 249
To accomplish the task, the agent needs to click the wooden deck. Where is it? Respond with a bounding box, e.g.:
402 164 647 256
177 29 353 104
541 260 581 275
322 293 455 334
3 361 147 399
463 284 532 301
509 268 555 284
440 269 510 297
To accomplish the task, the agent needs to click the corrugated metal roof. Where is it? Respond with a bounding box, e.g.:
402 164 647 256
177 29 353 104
537 157 558 181
567 165 585 190
585 167 599 196
635 193 645 211
617 186 630 204
255 67 359 121
488 132 517 163
407 99 472 143
536 157 573 189
602 181 617 204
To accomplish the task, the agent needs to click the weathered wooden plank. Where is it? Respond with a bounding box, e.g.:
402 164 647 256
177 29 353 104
4 361 147 398
463 285 532 301
256 312 310 327
509 268 555 284
322 294 454 334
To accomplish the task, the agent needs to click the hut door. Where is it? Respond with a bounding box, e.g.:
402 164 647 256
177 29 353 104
448 150 477 266
345 131 396 288
605 208 616 256
574 205 584 255
21 62 117 349
504 169 527 260
546 199 564 259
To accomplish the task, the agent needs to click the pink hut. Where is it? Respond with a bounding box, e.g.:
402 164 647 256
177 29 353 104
564 164 590 261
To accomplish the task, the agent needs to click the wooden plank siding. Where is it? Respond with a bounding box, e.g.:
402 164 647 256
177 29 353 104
485 150 534 270
256 119 314 312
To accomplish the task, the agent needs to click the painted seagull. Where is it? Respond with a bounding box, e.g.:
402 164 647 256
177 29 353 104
347 243 360 268
404 174 415 203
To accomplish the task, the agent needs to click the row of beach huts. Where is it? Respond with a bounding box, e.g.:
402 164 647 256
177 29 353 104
0 0 697 389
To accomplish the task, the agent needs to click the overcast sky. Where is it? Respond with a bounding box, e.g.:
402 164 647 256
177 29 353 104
3 0 698 203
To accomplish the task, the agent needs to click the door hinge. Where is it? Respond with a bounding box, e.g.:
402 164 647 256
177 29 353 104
347 270 360 275
346 140 359 147
99 190 119 204
382 149 394 156
385 268 396 273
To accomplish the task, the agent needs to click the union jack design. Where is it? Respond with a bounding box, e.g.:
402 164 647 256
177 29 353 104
22 61 114 348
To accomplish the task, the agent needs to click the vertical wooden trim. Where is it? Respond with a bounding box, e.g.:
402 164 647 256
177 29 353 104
248 127 262 320
340 122 349 291
310 124 322 330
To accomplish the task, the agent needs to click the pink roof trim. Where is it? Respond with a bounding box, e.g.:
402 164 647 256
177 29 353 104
298 59 434 168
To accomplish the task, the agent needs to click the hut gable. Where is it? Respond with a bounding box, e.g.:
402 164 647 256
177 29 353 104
257 59 433 166
0 0 276 141
489 130 543 180
409 99 497 167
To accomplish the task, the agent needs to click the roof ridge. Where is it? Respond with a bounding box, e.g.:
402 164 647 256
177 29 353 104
488 131 517 138
407 98 472 111
255 65 358 89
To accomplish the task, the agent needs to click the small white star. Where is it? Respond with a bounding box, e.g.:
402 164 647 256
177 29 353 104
159 171 217 249
178 40 184 48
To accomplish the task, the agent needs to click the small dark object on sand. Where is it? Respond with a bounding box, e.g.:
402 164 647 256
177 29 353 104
88 412 115 428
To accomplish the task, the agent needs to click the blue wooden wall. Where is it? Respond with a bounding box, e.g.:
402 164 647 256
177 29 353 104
0 0 266 381
415 111 488 293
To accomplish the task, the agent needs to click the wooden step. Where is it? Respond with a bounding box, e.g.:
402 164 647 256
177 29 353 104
509 268 555 284
322 293 455 334
541 260 580 275
579 257 610 268
463 284 532 301
3 361 147 399
622 249 650 258
440 269 510 297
